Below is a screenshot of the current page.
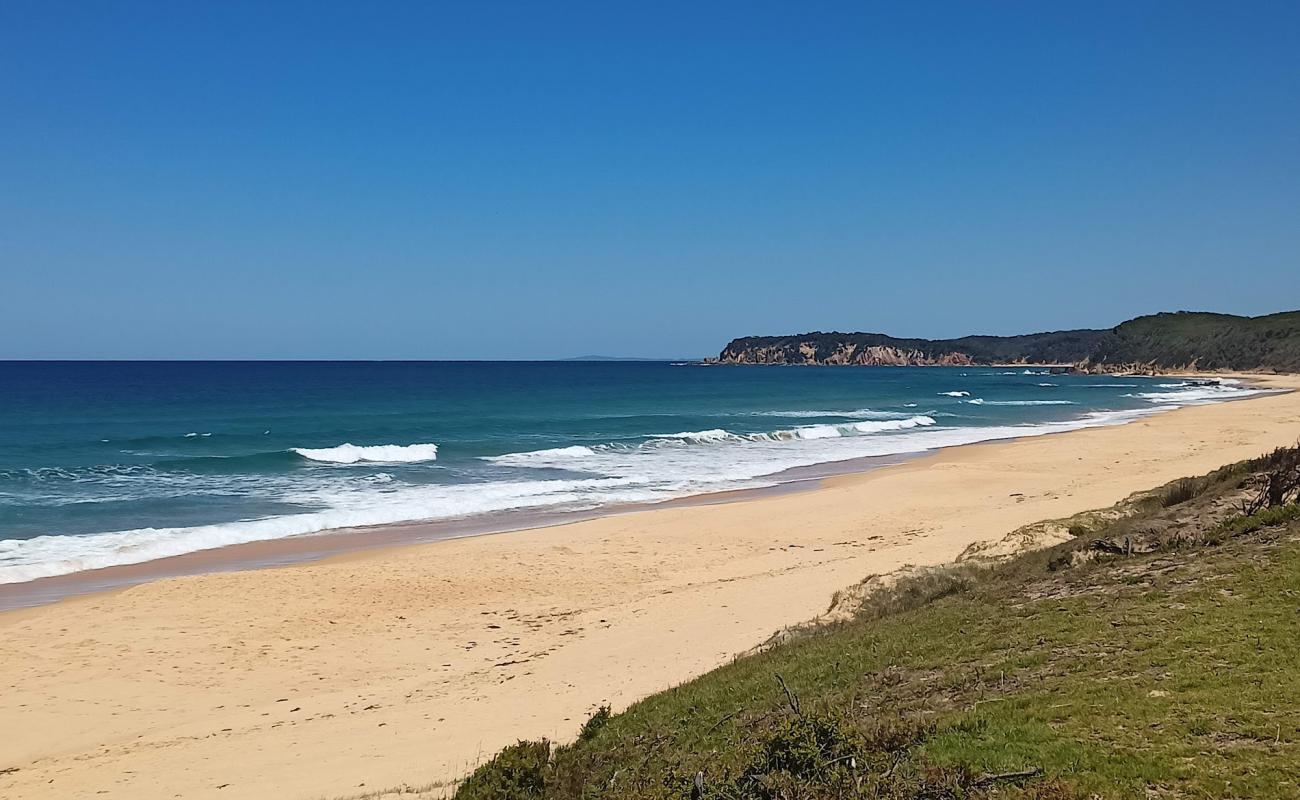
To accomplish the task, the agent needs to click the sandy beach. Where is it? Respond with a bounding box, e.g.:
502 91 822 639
2 375 1299 800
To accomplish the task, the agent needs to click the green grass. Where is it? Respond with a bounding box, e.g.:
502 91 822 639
1222 504 1300 536
455 453 1300 799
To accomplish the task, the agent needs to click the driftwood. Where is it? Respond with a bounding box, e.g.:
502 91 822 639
1239 448 1300 515
973 766 1043 786
1090 536 1132 555
775 673 802 717
706 709 739 733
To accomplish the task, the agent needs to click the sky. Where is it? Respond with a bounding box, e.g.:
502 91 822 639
2 2 1298 359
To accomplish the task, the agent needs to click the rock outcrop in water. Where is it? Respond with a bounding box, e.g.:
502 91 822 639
711 310 1300 372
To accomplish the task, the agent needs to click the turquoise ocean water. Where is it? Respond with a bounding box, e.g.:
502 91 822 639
0 361 1268 584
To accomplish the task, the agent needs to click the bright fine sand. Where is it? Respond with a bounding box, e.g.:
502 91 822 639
3 375 1300 800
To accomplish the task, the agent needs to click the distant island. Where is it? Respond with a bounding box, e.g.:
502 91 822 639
711 310 1300 373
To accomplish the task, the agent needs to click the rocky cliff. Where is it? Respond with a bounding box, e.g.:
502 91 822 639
717 342 975 366
712 329 1108 367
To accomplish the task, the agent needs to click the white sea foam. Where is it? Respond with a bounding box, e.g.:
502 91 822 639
839 416 937 434
648 416 939 445
475 410 1167 501
969 399 1075 406
651 429 734 443
780 424 841 440
485 446 603 468
1129 384 1272 405
939 391 970 397
292 442 440 464
0 476 655 584
791 416 936 439
490 445 599 465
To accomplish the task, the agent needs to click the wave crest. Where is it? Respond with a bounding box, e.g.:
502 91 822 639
651 416 939 445
651 429 734 444
292 442 440 464
744 409 913 420
965 399 1074 406
1130 384 1270 405
489 445 598 465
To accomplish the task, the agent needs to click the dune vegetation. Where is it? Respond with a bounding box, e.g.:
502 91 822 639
454 445 1300 799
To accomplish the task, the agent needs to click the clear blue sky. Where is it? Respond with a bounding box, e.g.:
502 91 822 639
2 2 1298 359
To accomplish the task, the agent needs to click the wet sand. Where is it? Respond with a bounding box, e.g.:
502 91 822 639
1 374 1298 800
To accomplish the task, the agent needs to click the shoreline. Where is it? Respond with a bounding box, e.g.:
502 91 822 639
0 372 1274 611
2 375 1299 800
0 452 918 612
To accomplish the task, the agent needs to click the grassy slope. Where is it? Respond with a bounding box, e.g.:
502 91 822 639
455 450 1300 799
1095 311 1300 372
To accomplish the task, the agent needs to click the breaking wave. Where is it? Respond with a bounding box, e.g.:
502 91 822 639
939 391 970 397
965 399 1075 406
292 443 440 464
488 416 944 465
743 409 912 419
652 429 735 443
649 416 938 445
490 445 598 463
1129 384 1272 405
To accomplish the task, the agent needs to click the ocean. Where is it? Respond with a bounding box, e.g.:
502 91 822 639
0 361 1269 585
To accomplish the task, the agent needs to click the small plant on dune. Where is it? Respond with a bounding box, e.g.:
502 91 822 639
577 705 611 742
754 713 857 778
1237 445 1300 514
454 740 550 800
855 568 978 622
1160 477 1203 507
731 711 869 798
1222 504 1300 537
